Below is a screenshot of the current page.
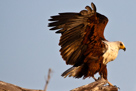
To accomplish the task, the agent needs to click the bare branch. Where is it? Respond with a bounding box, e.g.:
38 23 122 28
44 68 52 91
0 81 43 91
71 78 118 91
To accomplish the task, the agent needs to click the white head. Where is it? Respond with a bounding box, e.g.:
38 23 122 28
115 41 126 51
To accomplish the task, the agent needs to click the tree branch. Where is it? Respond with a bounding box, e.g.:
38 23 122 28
0 69 118 91
0 69 52 91
0 80 43 91
44 68 52 91
71 78 118 91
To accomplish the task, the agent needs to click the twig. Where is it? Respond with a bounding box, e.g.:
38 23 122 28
44 68 52 91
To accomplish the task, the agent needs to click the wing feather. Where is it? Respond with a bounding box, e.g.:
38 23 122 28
48 3 108 65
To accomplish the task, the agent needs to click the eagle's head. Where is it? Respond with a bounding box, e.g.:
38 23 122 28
117 41 126 51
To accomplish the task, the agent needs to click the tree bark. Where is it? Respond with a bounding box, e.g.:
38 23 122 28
71 78 118 91
0 81 43 91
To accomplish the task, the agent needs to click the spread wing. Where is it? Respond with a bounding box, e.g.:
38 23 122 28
48 3 108 65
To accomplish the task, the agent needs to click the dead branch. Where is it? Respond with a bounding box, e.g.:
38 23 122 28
44 68 52 91
0 80 43 91
0 69 118 91
0 68 52 91
71 78 118 91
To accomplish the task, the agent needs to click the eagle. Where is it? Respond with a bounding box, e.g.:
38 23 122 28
48 3 126 86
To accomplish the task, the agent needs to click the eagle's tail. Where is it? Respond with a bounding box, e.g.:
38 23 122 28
61 64 85 78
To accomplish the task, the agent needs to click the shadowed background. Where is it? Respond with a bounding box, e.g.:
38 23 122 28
0 0 136 91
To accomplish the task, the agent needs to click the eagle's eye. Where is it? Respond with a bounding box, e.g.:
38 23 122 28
120 43 123 46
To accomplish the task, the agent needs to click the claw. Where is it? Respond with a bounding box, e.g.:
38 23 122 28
114 85 120 89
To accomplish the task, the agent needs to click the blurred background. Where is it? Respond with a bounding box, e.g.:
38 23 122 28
0 0 136 91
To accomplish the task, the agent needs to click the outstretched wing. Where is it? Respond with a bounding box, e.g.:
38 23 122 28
48 3 108 65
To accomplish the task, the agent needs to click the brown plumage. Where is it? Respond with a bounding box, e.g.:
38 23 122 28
48 3 108 80
48 3 126 84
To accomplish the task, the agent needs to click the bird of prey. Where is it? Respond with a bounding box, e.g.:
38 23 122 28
48 2 126 86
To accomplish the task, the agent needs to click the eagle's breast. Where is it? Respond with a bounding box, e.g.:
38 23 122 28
102 41 119 64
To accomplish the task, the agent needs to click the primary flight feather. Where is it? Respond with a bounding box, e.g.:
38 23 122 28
48 2 126 85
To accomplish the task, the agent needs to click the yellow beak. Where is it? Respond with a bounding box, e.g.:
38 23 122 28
123 47 126 51
120 45 126 51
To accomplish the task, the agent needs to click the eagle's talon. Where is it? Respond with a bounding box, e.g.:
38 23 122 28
114 85 120 89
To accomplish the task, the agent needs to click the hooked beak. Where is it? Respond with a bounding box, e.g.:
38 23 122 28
120 44 126 51
123 47 126 51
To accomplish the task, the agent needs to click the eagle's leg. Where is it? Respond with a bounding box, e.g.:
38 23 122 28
100 74 113 86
